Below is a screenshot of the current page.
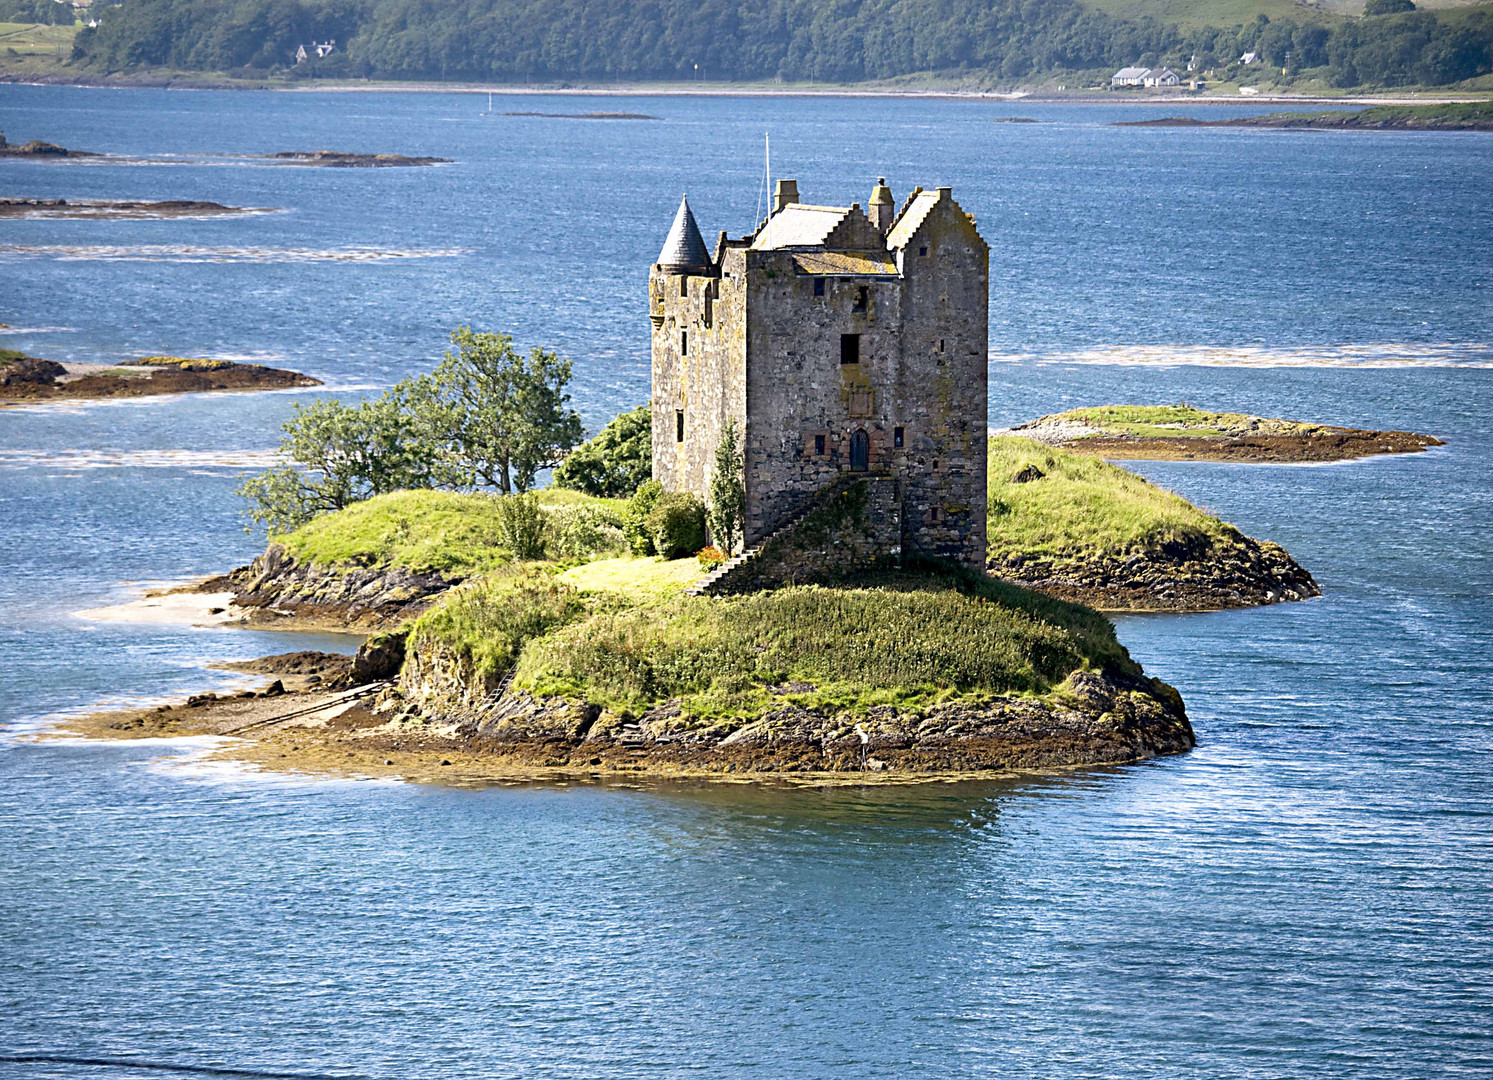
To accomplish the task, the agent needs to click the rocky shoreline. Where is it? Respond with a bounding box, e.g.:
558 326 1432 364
1008 412 1442 463
0 354 322 405
54 646 1193 784
988 533 1319 612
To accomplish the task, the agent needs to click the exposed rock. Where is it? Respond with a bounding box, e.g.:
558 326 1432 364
217 651 354 678
0 138 100 158
0 356 67 387
0 357 320 403
206 543 454 631
0 198 269 219
394 633 1194 775
988 533 1319 612
266 151 451 167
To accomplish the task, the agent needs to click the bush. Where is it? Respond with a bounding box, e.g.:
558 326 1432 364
552 404 652 497
624 479 664 556
647 492 707 560
410 569 588 679
545 503 628 561
696 545 726 571
494 492 549 560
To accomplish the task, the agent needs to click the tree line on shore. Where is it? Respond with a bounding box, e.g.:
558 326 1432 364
239 327 744 562
70 0 1493 89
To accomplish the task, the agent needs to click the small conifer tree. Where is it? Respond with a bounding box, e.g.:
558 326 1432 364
707 419 746 554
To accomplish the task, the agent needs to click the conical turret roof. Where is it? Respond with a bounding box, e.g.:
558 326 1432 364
657 194 710 271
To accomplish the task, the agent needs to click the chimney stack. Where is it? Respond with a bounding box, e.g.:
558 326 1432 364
869 177 894 234
772 179 799 214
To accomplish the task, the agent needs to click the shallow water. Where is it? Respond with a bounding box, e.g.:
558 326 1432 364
1 88 1490 1078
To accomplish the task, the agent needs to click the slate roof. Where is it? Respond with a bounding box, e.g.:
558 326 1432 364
657 194 711 270
885 189 940 251
749 204 852 250
1112 66 1150 80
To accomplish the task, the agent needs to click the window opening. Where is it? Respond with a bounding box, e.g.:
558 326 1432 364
813 278 825 297
680 330 688 355
676 410 685 443
814 434 826 455
853 286 869 313
918 246 928 257
840 334 861 366
894 427 904 448
850 430 869 472
680 276 688 297
930 506 939 523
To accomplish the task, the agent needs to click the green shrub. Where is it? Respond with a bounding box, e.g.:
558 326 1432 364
545 502 627 561
552 404 652 497
494 492 549 560
647 491 706 560
624 479 663 556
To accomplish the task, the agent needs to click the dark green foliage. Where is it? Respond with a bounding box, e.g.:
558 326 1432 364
74 0 1493 87
647 491 706 560
494 492 549 560
1365 0 1415 16
0 0 76 24
706 418 744 555
623 479 662 556
552 404 651 498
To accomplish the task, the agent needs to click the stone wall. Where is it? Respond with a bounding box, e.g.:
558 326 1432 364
702 475 901 594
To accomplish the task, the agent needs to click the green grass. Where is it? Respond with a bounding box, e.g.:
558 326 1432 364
0 21 78 77
1265 100 1493 127
1077 0 1335 30
275 488 626 576
988 436 1239 560
1051 404 1326 438
557 555 706 599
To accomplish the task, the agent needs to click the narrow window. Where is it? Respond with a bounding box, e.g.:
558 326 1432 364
680 276 688 297
814 434 826 455
937 339 946 353
840 333 860 366
680 330 688 355
850 430 869 472
930 506 939 523
676 410 685 443
893 426 904 448
918 245 928 257
853 285 868 313
813 278 825 297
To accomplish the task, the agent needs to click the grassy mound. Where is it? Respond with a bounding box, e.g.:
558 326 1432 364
987 436 1238 560
408 560 1136 720
1052 404 1322 439
276 489 629 576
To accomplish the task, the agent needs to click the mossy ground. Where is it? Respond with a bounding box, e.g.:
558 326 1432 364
1049 404 1325 439
987 436 1238 561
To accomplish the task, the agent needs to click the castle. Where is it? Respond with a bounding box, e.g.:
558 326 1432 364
650 177 989 571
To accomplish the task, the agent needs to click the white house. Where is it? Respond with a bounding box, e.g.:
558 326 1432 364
1144 68 1180 87
1240 51 1259 65
1111 66 1150 87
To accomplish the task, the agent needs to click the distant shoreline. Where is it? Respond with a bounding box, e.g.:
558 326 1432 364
1 72 1485 108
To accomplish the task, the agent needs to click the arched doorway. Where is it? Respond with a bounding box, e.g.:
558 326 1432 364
850 429 869 472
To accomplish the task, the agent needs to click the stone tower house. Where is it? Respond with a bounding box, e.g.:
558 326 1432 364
650 177 989 570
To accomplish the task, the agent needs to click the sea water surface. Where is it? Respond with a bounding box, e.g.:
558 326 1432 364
1 87 1491 1078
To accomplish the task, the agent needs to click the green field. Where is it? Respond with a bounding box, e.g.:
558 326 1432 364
0 21 78 77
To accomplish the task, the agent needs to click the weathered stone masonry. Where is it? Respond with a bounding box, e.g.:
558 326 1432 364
651 177 989 571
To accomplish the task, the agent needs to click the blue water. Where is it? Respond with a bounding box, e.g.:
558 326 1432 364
1 87 1491 1078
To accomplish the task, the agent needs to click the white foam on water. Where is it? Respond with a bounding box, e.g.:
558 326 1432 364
0 325 75 335
0 448 280 470
0 244 471 263
990 343 1493 368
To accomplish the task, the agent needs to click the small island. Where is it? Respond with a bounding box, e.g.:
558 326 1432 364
1 352 322 405
0 132 100 158
0 197 273 219
265 150 452 167
1117 101 1493 132
1007 405 1442 463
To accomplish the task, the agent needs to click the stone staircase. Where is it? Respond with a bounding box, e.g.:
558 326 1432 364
685 473 892 596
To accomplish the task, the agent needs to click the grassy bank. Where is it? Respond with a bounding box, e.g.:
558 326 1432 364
987 436 1238 561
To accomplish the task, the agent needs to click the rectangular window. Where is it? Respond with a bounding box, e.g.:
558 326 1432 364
813 278 825 297
918 245 928 257
893 426 904 448
680 276 688 297
937 339 946 353
680 330 688 355
676 410 685 443
814 434 826 455
853 286 868 313
840 333 860 366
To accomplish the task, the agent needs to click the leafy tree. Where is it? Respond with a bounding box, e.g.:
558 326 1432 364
707 418 745 555
1365 0 1415 16
647 491 707 560
552 404 652 497
237 396 432 534
624 479 663 556
403 327 583 495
